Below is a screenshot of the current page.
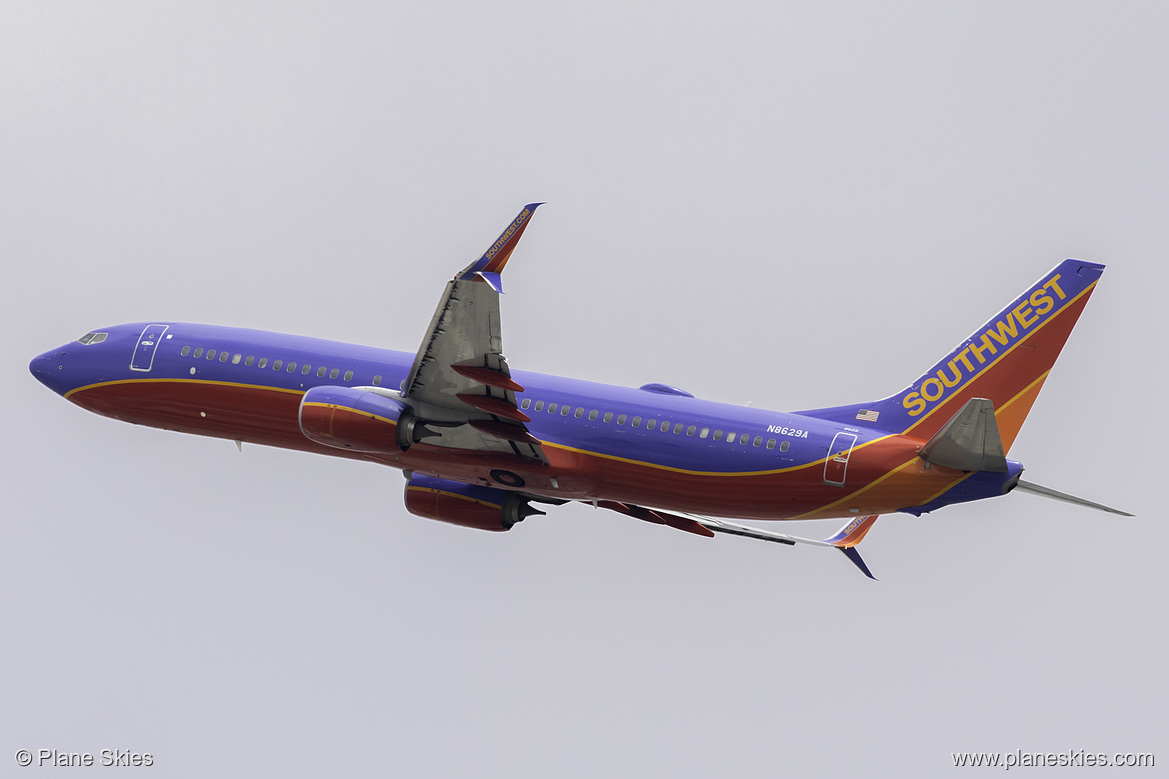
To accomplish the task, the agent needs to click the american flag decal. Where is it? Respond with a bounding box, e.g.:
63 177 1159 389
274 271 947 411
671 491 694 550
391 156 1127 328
856 409 879 422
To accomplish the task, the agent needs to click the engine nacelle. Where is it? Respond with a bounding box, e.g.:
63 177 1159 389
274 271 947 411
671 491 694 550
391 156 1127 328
298 385 407 453
404 474 544 532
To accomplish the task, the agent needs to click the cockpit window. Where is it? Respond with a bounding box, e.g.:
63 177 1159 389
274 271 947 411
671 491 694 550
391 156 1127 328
77 332 108 345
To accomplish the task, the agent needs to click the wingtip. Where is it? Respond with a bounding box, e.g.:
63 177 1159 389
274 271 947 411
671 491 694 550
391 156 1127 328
839 546 878 580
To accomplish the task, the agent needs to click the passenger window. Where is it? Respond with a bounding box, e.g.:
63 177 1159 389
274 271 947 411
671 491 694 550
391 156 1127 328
206 350 216 360
726 432 735 443
330 368 339 379
699 427 709 439
673 423 684 434
739 433 750 444
714 430 724 441
534 401 545 411
232 354 241 364
317 366 326 377
574 408 584 418
780 441 790 452
687 425 696 436
181 346 191 356
617 414 626 425
287 362 297 372
193 348 203 358
373 375 382 386
560 405 570 416
245 356 254 366
547 403 557 413
302 364 312 375
259 358 268 368
588 410 598 421
647 419 657 430
766 439 776 450
343 370 352 381
603 412 613 423
220 352 229 362
272 359 281 370
632 417 641 427
753 436 762 447
521 398 531 409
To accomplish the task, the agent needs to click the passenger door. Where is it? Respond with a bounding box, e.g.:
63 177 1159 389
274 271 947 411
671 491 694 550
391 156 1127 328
130 324 169 372
823 432 857 486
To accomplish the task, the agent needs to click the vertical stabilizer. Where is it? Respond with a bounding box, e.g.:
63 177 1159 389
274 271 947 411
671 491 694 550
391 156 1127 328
799 260 1105 452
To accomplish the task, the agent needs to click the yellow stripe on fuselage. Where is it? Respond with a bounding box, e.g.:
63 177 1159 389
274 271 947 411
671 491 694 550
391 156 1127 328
541 433 893 478
64 376 305 400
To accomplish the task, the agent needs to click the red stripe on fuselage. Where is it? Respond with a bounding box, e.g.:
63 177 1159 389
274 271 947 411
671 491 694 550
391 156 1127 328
67 378 976 520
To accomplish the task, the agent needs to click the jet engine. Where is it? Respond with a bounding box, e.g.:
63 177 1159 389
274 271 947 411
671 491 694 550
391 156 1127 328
404 474 545 532
298 385 407 453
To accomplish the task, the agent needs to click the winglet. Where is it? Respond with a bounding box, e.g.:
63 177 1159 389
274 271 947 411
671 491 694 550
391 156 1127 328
458 203 544 292
838 547 877 580
823 515 879 580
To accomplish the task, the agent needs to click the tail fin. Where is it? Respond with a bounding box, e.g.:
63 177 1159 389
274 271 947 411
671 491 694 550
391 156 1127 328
800 260 1105 451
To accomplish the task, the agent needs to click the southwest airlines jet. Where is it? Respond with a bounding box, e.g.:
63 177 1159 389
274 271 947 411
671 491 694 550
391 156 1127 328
29 204 1129 578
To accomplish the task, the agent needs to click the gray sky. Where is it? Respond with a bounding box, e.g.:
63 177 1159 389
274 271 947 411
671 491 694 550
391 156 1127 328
3 2 1165 776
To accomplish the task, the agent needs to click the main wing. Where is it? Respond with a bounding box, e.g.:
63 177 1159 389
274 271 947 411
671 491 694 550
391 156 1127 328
591 500 880 580
398 204 547 463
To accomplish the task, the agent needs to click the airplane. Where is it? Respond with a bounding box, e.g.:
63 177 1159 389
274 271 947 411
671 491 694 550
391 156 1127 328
29 204 1130 579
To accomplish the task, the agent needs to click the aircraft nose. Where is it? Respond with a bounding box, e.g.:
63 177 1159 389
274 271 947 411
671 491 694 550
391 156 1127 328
29 348 71 396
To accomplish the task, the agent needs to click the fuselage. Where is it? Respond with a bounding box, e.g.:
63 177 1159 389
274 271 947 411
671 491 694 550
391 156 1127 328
30 321 1020 521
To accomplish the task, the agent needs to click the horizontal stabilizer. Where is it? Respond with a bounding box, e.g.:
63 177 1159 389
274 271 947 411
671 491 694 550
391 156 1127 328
919 398 1008 472
1014 479 1133 516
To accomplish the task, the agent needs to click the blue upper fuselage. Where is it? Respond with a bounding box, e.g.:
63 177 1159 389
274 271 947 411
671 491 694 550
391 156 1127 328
31 321 865 473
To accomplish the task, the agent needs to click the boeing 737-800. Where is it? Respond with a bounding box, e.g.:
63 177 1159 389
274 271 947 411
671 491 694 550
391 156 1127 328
29 204 1129 578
